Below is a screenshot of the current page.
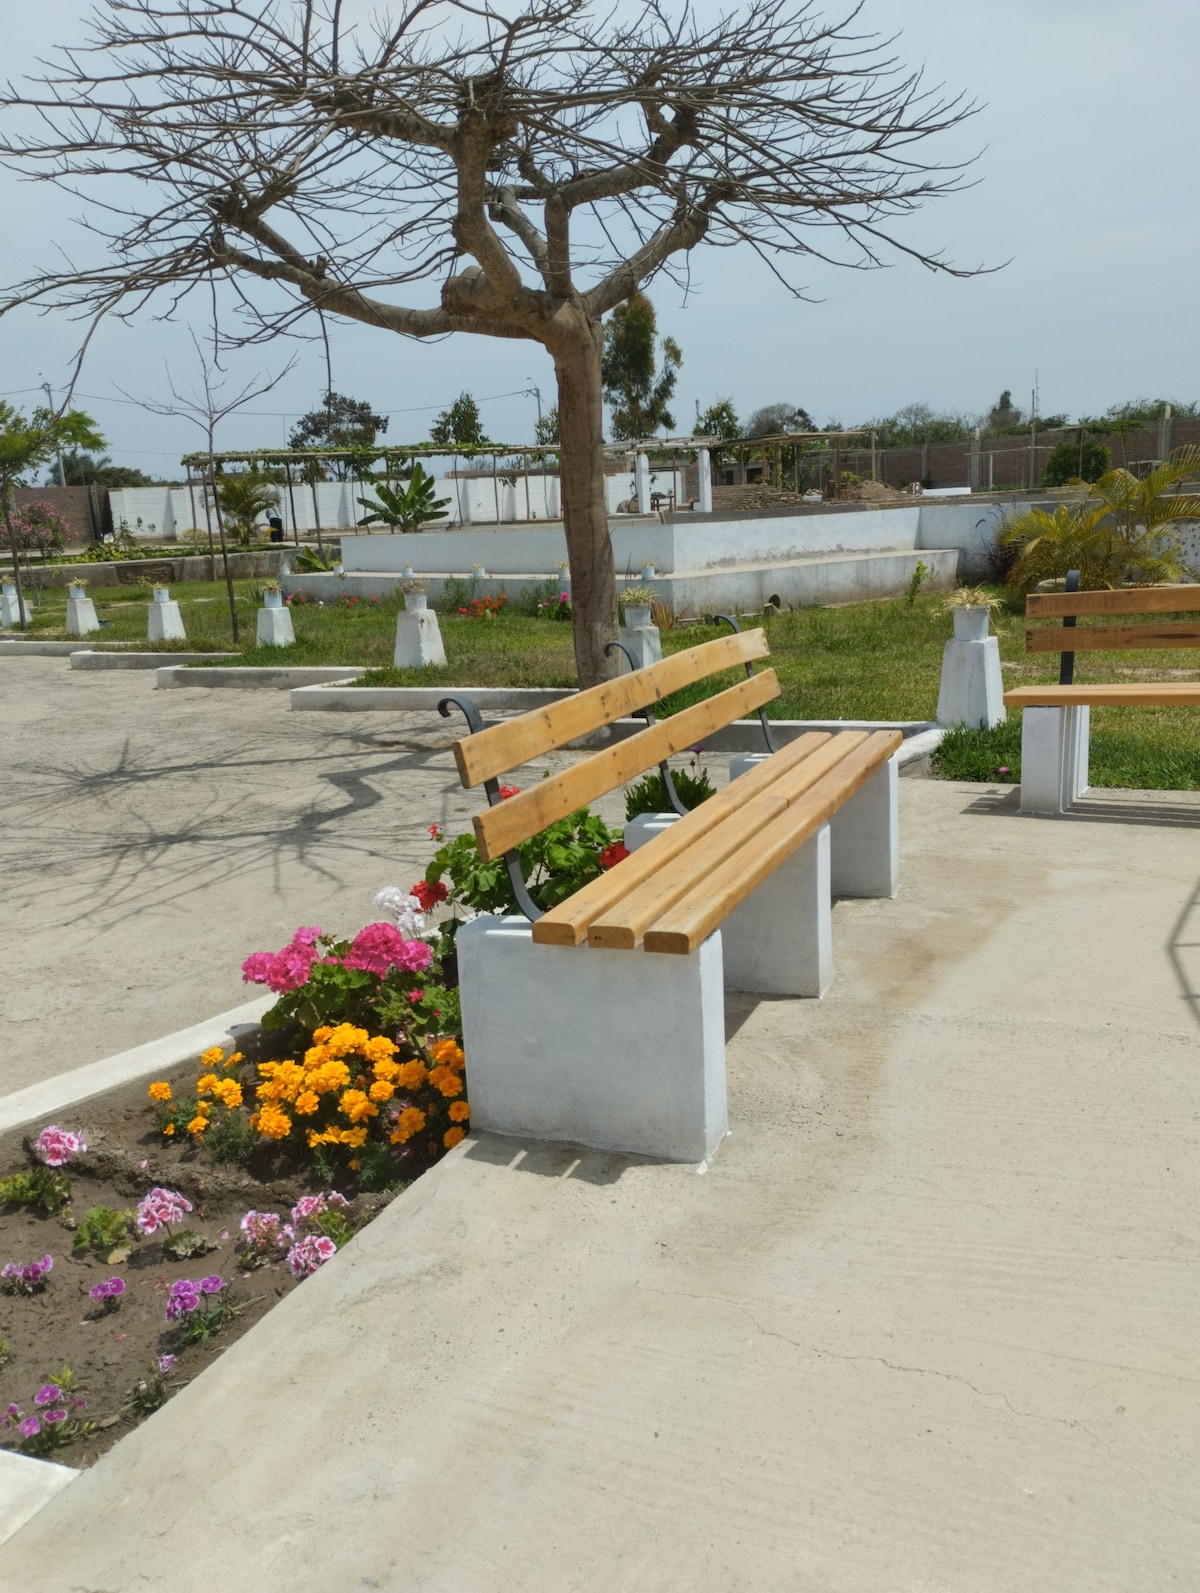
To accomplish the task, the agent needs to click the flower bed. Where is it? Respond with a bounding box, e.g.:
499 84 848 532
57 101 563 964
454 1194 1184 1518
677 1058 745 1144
0 884 468 1468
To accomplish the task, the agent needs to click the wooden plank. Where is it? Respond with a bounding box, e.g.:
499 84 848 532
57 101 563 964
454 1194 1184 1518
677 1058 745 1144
474 670 780 861
1027 586 1200 619
1004 683 1200 707
1026 622 1200 653
531 731 840 946
587 733 876 949
642 731 902 956
452 629 771 787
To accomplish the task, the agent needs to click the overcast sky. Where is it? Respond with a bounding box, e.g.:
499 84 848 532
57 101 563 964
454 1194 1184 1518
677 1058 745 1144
0 0 1197 477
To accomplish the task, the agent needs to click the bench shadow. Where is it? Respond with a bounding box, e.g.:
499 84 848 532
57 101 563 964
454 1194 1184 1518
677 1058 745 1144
1168 881 1200 1030
961 787 1200 829
462 1131 657 1185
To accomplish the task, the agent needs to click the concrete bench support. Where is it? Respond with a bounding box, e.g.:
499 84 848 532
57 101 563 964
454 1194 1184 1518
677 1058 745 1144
729 750 899 900
625 811 832 997
456 914 727 1162
1019 705 1090 815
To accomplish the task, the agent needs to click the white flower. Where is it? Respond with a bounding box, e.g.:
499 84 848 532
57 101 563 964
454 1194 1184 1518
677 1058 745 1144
372 886 425 940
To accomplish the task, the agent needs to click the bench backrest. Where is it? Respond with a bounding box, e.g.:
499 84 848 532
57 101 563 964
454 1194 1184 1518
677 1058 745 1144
444 629 779 863
1025 575 1200 685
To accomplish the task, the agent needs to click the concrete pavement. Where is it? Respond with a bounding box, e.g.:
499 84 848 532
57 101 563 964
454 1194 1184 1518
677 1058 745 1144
2 733 1199 1588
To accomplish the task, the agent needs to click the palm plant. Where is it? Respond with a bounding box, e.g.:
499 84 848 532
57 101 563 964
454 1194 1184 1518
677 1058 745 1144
999 447 1200 591
210 472 280 547
356 464 450 533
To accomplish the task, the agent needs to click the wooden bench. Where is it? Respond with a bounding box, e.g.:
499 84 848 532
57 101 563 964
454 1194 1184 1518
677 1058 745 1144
438 622 902 1161
1003 573 1200 813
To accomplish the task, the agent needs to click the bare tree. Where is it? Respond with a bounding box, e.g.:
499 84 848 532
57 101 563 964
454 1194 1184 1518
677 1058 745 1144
0 0 980 685
122 335 296 640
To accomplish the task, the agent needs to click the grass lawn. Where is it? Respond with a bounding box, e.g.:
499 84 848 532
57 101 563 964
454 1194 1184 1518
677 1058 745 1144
15 578 1199 789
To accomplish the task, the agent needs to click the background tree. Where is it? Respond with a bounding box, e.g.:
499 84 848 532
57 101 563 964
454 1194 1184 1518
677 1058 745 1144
745 402 815 437
533 408 560 447
601 292 682 441
0 0 978 686
46 451 153 488
288 393 389 480
0 404 104 629
864 401 973 448
430 393 489 451
985 389 1021 433
210 471 280 547
1042 436 1110 488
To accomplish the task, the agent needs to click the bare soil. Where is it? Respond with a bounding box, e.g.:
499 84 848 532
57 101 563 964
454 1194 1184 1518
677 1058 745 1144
0 1083 400 1467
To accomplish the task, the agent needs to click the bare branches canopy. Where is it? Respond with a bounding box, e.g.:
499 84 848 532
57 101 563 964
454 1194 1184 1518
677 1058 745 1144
0 0 980 683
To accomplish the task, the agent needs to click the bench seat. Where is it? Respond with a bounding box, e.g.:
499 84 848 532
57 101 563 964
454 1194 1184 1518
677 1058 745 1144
1004 682 1200 708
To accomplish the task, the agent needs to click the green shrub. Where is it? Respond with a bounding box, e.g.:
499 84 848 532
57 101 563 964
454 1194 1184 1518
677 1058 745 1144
625 762 715 818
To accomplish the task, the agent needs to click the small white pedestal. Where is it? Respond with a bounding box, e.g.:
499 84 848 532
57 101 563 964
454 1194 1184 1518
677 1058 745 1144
456 914 727 1162
729 749 900 900
1019 705 1090 815
66 593 100 637
147 598 186 643
1 585 30 626
625 810 832 997
394 607 446 668
256 606 295 647
937 633 1006 729
615 623 662 673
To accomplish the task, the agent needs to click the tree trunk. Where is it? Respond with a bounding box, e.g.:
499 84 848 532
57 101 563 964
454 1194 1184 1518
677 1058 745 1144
552 315 619 687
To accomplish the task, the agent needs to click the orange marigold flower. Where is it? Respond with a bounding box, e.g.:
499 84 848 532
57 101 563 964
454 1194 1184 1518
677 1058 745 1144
224 1050 243 1071
448 1100 470 1123
443 1126 466 1149
371 1059 400 1083
195 1072 220 1097
390 1106 426 1144
363 1035 399 1066
200 1046 225 1069
294 1089 320 1116
305 1059 351 1095
395 1060 429 1092
429 1065 464 1099
312 1026 333 1044
163 1122 176 1137
429 1038 465 1071
368 1080 395 1103
211 1079 243 1110
187 1116 208 1136
148 1081 172 1102
339 1126 369 1148
256 1104 293 1141
194 1100 212 1116
339 1089 378 1125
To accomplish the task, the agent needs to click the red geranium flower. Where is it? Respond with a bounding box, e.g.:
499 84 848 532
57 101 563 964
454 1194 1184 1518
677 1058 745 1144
411 879 448 912
599 842 630 870
498 784 520 800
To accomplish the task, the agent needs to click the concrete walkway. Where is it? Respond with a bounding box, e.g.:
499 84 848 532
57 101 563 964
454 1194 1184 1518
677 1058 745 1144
3 762 1199 1589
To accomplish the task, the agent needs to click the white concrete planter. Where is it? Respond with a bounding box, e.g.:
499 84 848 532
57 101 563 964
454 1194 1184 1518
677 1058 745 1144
1 583 31 627
394 606 446 668
264 589 283 611
471 564 487 579
66 590 101 637
401 565 415 581
404 590 428 612
951 606 991 642
640 564 656 581
256 605 296 648
147 593 186 643
624 603 652 630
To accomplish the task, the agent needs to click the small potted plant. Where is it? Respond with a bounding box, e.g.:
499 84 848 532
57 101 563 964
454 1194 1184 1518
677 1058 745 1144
640 562 656 581
556 559 571 587
941 586 1003 642
260 580 283 610
471 561 487 579
68 576 89 600
152 585 171 604
621 585 655 629
401 562 415 581
403 578 428 612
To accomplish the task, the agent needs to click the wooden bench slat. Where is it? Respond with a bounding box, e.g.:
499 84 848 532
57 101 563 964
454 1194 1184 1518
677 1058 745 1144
587 732 875 949
530 731 838 946
452 629 771 788
1004 683 1200 707
1027 585 1200 619
1026 622 1200 653
474 669 780 861
641 730 902 955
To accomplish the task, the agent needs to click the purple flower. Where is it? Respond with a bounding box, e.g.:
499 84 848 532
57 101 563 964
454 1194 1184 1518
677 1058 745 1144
5 1403 19 1420
157 1354 175 1375
18 1417 41 1439
42 1409 67 1426
33 1125 87 1167
199 1275 224 1295
34 1384 62 1407
89 1276 125 1303
285 1234 337 1279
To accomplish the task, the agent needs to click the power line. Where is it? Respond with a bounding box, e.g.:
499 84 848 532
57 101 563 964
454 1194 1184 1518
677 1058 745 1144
24 384 538 419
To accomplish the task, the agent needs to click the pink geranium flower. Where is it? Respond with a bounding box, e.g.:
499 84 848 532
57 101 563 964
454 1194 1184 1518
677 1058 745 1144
341 922 433 978
241 926 325 993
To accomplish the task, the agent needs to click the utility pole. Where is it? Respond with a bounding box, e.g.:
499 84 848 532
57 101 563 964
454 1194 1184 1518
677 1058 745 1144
525 381 543 431
41 380 67 488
